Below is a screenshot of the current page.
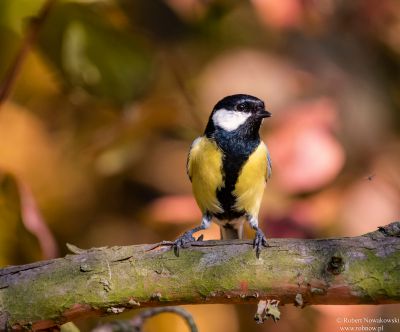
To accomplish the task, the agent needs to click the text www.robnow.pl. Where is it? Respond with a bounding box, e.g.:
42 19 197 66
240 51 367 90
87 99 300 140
339 326 384 332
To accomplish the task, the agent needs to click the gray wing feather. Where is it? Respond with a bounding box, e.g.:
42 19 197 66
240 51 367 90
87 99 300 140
267 148 272 180
186 137 202 182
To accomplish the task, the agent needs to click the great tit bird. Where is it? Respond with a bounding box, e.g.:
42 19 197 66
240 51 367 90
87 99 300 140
174 94 272 257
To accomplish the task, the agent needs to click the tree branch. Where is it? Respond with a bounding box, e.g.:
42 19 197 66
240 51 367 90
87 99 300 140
0 222 399 331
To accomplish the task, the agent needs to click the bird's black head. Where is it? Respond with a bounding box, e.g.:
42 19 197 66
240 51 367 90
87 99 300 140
205 94 271 138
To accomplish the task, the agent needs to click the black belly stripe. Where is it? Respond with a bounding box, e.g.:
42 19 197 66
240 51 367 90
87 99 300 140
212 132 260 220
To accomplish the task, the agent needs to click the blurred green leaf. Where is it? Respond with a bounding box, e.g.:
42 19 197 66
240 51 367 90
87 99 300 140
37 2 154 104
0 0 44 84
0 0 44 35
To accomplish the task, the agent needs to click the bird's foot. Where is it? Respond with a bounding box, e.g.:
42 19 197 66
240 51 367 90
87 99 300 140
173 231 197 257
253 228 268 258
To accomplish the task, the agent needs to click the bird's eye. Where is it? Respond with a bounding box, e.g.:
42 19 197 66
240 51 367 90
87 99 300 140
237 103 247 111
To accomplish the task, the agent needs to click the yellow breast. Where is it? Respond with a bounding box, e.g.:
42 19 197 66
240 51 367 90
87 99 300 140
233 142 269 217
187 137 224 214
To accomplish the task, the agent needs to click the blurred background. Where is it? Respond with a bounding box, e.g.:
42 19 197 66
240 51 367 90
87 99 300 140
0 0 399 331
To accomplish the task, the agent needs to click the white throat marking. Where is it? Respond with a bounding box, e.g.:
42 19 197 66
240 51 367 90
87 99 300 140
212 109 251 132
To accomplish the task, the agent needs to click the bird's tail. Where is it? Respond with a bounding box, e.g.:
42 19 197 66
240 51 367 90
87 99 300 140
220 220 244 240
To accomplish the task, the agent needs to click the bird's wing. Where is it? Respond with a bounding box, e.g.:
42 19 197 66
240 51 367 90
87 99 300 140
186 136 224 214
186 137 202 182
266 146 272 181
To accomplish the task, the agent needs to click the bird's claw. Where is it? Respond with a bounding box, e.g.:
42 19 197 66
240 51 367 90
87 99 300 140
253 229 268 258
173 231 196 257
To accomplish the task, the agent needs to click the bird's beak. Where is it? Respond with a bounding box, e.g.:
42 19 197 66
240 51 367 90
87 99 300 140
256 109 272 119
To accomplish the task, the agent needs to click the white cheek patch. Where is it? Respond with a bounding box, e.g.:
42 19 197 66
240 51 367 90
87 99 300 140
212 109 251 131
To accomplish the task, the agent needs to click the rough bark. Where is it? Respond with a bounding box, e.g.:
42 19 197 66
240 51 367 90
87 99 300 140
0 222 399 331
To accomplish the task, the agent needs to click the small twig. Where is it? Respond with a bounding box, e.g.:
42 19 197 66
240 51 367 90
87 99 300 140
0 0 56 108
92 307 198 332
145 240 174 252
146 239 279 252
132 307 198 332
